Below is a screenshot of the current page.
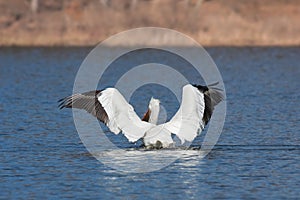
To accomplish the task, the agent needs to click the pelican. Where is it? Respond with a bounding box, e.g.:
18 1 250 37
58 83 224 148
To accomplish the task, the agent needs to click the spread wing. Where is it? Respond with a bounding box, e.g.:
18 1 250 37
58 90 108 122
192 83 224 125
163 84 224 144
59 88 153 142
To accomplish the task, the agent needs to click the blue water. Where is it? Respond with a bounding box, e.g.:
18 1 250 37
0 47 299 199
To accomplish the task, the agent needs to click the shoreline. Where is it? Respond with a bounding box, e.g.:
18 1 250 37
1 0 300 46
2 44 300 48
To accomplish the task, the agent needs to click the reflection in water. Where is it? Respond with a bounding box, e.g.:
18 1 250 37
95 149 205 173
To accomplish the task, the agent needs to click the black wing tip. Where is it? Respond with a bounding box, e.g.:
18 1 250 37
57 98 65 103
58 99 66 109
58 101 67 109
192 82 225 103
58 105 64 110
57 90 102 110
193 82 223 89
57 96 72 109
192 84 208 92
192 82 224 92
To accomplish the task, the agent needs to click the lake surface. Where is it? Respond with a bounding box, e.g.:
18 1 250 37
0 47 299 199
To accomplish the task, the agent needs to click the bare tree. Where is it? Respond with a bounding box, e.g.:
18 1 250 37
31 0 38 13
100 0 110 7
185 0 203 9
131 0 138 9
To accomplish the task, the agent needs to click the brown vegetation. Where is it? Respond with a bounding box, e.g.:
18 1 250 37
0 0 299 46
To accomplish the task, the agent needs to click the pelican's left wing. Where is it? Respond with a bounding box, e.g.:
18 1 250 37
59 88 153 142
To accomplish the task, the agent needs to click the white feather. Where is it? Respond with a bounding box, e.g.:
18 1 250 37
164 84 205 144
143 125 173 148
144 84 206 147
98 88 154 142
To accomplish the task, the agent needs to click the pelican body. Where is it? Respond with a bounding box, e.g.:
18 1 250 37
59 84 224 148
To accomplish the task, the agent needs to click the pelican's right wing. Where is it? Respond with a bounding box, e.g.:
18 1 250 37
59 88 153 142
163 84 224 144
163 84 205 144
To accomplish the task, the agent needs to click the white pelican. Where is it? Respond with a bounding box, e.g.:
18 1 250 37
59 84 224 148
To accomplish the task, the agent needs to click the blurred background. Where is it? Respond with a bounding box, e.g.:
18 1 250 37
1 0 300 46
